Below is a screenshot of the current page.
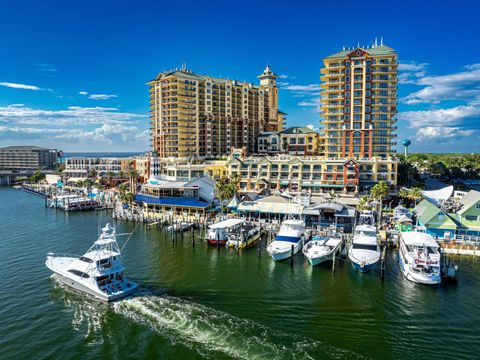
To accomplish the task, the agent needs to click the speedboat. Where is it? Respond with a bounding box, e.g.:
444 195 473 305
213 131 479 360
399 231 441 285
267 219 305 261
303 235 342 266
348 211 380 273
46 223 138 302
206 218 245 246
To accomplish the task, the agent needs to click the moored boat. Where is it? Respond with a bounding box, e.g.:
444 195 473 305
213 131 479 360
206 218 245 246
303 235 342 266
267 219 306 261
226 224 261 249
45 223 138 302
399 231 441 285
348 211 380 273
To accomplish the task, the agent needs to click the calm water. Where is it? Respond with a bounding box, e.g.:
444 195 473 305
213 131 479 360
1 187 479 360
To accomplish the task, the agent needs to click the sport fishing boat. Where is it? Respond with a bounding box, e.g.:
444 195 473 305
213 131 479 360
399 231 441 285
45 223 138 302
206 218 245 246
348 211 380 273
226 223 261 249
267 219 306 261
303 235 342 266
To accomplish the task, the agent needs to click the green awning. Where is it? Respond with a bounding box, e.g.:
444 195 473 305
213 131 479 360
301 183 322 187
280 181 289 185
359 181 377 186
320 184 343 188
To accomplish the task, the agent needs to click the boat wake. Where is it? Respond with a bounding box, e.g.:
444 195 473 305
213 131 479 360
113 290 359 360
52 279 361 359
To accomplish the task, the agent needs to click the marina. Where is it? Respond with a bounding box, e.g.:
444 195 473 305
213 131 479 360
1 187 480 359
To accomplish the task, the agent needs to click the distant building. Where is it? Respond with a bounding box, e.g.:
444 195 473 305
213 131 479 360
258 127 321 155
63 157 129 178
0 146 59 171
147 65 286 158
320 43 398 159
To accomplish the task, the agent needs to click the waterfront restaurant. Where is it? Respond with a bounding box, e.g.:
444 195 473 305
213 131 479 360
134 178 213 220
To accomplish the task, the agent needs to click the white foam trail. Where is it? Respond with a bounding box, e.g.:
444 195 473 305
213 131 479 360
113 293 348 360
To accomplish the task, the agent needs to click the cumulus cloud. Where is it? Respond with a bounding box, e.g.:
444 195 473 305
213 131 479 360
415 127 476 140
79 91 88 95
0 104 148 151
400 63 480 104
398 105 480 128
398 61 429 84
0 82 42 91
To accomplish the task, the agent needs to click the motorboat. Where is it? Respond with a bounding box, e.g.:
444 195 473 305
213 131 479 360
348 211 380 273
46 223 138 302
399 231 441 285
267 219 306 261
226 224 261 249
206 218 245 246
303 235 342 266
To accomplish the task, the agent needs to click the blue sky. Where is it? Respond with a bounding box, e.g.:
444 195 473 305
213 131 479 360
0 0 479 152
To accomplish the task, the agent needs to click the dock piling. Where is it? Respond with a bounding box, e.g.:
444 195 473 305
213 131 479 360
290 244 294 267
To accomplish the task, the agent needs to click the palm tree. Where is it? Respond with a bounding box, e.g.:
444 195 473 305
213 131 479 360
83 178 94 194
356 196 371 211
398 188 410 206
216 177 236 214
408 186 423 207
370 181 389 228
128 169 139 192
88 168 97 178
103 170 114 188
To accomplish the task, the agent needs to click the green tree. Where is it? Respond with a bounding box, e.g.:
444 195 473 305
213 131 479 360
282 138 289 154
28 170 45 183
398 188 410 206
356 196 372 211
370 181 389 228
408 186 423 207
216 176 237 214
88 168 97 178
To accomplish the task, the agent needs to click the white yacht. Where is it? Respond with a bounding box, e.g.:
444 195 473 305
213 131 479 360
267 219 306 261
303 235 342 266
46 223 138 302
348 211 381 273
399 231 441 285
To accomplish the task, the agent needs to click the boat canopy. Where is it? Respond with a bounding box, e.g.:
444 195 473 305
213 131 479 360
401 231 439 247
209 218 245 229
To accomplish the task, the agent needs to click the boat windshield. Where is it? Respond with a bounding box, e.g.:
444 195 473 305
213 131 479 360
352 243 378 251
356 230 377 238
79 256 93 263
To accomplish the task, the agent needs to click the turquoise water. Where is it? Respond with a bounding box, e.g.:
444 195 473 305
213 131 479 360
0 187 479 359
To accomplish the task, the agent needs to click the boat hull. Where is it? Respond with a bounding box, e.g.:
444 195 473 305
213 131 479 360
207 239 227 246
52 272 138 302
267 240 303 261
227 233 261 249
398 252 441 285
351 260 378 273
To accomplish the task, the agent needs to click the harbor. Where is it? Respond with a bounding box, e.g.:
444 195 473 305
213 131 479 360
2 186 480 359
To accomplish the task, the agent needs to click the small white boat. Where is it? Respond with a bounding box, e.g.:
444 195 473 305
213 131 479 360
303 235 342 266
46 223 138 302
349 211 380 273
226 224 261 249
267 219 306 261
206 218 245 246
399 231 441 285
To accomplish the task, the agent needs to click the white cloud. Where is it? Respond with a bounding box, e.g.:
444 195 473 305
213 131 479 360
398 105 480 128
0 82 42 91
397 61 429 84
88 94 118 100
79 91 88 95
415 127 476 141
401 63 480 104
0 104 148 151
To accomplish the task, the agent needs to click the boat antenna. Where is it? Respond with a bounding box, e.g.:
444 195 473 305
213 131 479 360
120 222 140 253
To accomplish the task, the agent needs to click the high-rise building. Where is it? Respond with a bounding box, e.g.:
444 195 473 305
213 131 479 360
148 65 285 159
320 43 398 159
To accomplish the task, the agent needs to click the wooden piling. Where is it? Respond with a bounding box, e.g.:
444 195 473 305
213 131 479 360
290 244 294 267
